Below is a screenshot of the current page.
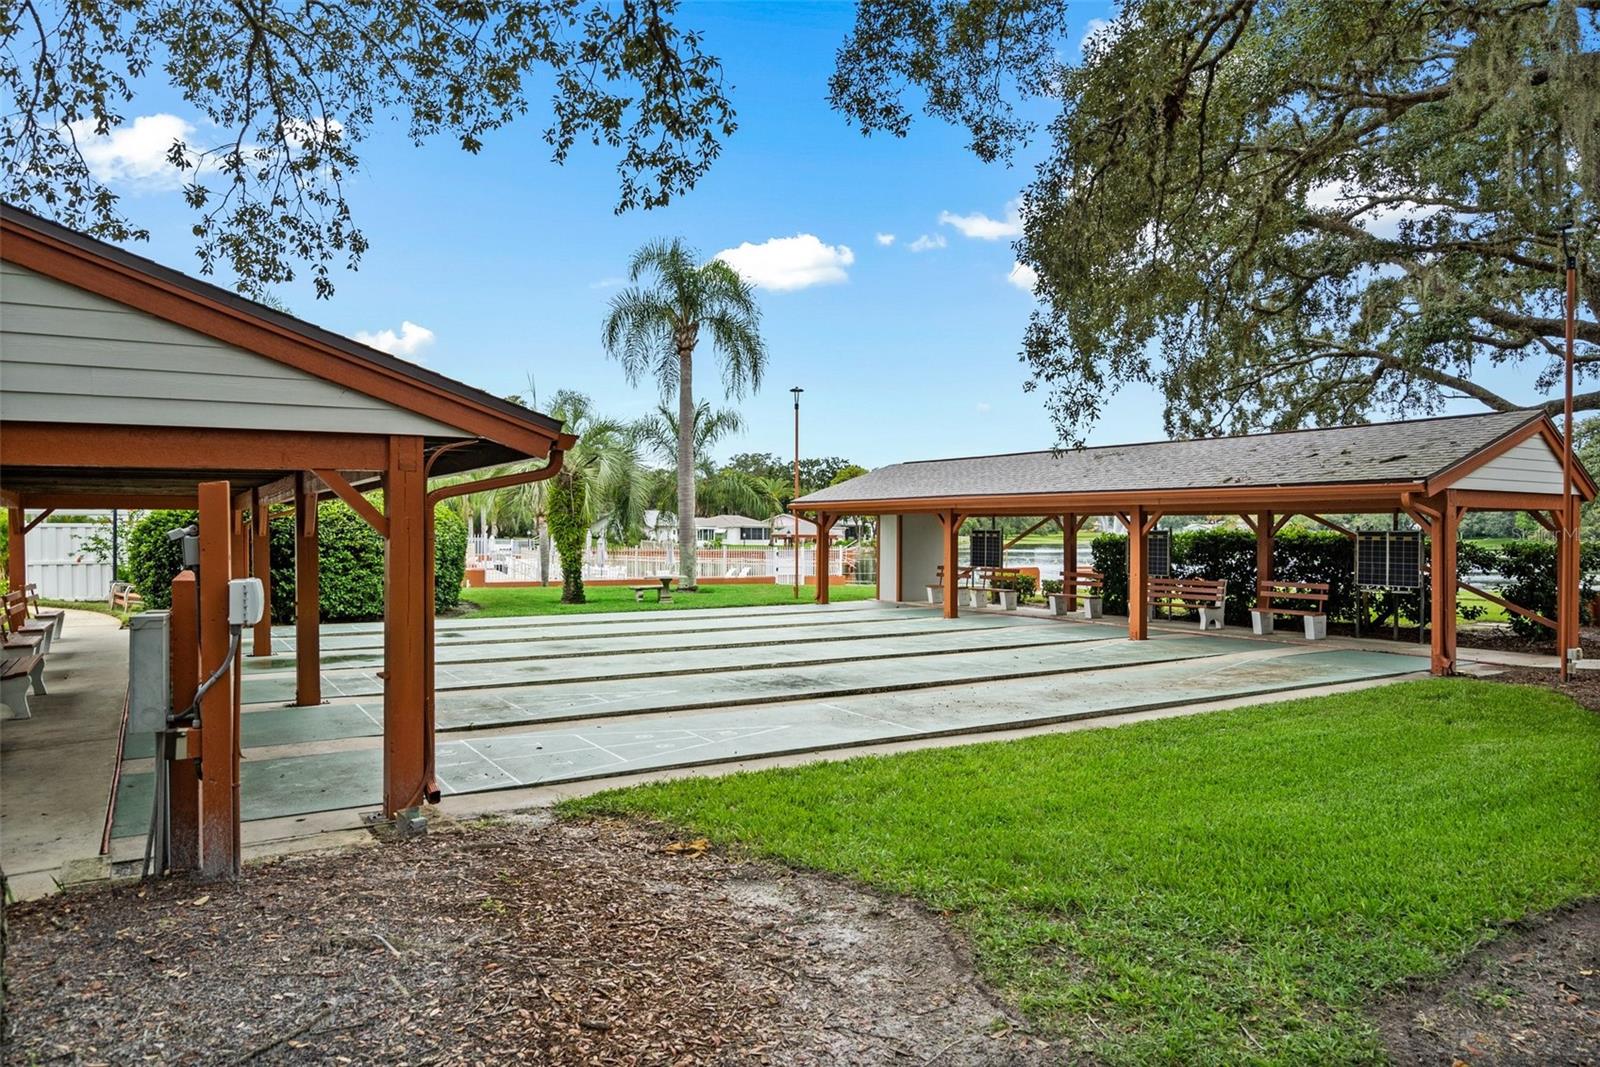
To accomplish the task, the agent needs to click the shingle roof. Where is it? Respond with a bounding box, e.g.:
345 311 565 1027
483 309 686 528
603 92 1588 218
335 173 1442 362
695 514 769 528
796 409 1545 506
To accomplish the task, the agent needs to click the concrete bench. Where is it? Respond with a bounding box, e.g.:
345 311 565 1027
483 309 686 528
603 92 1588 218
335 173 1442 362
1 644 45 720
4 591 54 653
23 584 64 638
1049 570 1104 619
1252 581 1329 640
1148 577 1227 631
110 582 143 612
629 579 675 603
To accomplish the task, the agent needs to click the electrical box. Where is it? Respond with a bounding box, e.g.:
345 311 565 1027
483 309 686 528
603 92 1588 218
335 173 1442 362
128 610 172 734
228 577 265 627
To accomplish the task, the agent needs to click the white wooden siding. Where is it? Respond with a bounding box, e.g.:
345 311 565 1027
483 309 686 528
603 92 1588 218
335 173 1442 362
1452 435 1572 495
0 262 466 437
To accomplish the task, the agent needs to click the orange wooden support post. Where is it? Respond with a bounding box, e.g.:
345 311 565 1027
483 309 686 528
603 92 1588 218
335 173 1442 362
1256 511 1274 613
6 505 25 593
167 570 202 873
294 472 321 707
250 489 272 657
815 512 832 604
197 480 240 878
1128 505 1149 640
1062 513 1078 612
942 512 964 619
1558 496 1580 681
1429 493 1458 675
383 435 429 818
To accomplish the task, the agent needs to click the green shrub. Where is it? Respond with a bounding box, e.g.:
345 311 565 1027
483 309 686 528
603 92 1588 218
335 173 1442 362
991 572 1037 598
1460 538 1599 638
133 500 468 623
126 509 199 609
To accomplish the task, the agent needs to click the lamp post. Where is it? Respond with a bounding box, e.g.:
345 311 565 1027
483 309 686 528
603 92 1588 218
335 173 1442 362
1561 224 1577 681
791 386 803 599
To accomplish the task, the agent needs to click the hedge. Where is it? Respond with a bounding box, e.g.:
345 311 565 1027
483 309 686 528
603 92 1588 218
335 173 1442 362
1087 528 1593 633
128 501 467 622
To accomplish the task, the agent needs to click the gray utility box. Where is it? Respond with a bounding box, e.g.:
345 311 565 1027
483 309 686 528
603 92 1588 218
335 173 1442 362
128 610 172 734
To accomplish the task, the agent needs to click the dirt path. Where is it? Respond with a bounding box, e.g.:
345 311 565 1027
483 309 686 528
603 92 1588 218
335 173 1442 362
1375 900 1600 1065
2 815 1058 1064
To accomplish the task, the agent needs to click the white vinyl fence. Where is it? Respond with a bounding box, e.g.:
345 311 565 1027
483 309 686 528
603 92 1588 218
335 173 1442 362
469 538 874 585
24 522 113 600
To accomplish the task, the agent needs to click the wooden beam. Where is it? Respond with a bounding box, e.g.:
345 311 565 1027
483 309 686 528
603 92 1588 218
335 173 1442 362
5 506 23 593
1302 514 1358 539
20 509 55 534
313 469 389 538
196 480 240 877
2 422 389 471
1429 493 1459 675
1003 516 1056 551
294 473 321 708
1272 513 1295 535
1458 579 1555 632
816 512 833 605
942 512 962 620
1129 505 1149 640
250 490 273 658
167 571 202 873
1257 511 1273 614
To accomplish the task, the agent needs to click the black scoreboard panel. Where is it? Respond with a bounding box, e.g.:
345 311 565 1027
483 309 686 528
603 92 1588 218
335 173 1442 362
1356 531 1423 590
1146 529 1172 576
970 529 1003 569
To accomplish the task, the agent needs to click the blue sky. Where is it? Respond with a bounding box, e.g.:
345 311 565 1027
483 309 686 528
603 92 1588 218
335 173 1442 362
76 1 1553 469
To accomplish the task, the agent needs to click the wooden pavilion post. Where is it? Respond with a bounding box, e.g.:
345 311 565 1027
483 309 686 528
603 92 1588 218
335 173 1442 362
167 570 202 872
1429 492 1459 675
941 511 962 620
6 504 25 593
197 480 240 877
1256 511 1274 614
1062 513 1078 612
1128 505 1149 640
294 472 321 707
382 435 429 818
815 512 833 604
1559 495 1581 680
250 489 272 657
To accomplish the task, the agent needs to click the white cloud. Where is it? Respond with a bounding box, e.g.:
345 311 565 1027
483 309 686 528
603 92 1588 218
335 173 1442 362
939 199 1024 240
908 233 947 253
69 113 199 190
976 401 992 414
1304 179 1441 240
1080 17 1115 52
353 320 436 359
1007 261 1040 295
875 232 896 246
714 234 854 291
588 276 625 290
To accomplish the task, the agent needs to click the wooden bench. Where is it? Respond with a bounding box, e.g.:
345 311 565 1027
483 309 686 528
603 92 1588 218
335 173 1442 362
629 577 675 603
1147 577 1227 631
1049 570 1104 619
1252 581 1329 640
973 567 1029 610
110 581 143 612
4 591 54 653
23 584 65 638
927 564 974 604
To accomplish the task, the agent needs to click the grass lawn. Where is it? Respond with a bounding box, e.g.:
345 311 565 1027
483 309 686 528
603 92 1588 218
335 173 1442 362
458 581 877 617
569 679 1600 1064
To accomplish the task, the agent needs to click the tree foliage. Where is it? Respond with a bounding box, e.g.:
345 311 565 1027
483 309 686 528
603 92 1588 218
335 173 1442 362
833 0 1600 442
2 0 734 297
544 389 648 602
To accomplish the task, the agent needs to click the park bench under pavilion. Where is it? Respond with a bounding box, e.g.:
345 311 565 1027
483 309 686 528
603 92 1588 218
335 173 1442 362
791 409 1595 678
0 204 575 877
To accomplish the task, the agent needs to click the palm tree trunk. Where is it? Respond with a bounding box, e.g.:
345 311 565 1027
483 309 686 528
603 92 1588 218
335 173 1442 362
538 519 551 586
677 343 698 590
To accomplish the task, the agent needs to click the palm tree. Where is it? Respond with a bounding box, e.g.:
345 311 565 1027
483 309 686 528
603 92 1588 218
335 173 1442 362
603 238 766 589
544 389 648 604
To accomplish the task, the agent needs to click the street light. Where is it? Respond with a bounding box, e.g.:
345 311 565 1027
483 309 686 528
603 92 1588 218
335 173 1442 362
1560 223 1577 681
791 386 803 599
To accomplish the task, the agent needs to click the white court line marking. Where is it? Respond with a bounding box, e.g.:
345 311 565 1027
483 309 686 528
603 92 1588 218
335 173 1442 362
459 740 526 786
573 733 628 764
819 701 919 732
350 702 383 728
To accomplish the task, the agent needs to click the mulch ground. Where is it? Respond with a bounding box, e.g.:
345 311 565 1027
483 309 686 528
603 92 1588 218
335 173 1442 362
1375 900 1600 1066
2 814 1058 1065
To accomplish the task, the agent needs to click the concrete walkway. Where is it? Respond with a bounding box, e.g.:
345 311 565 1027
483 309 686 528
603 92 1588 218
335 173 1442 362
2 609 126 900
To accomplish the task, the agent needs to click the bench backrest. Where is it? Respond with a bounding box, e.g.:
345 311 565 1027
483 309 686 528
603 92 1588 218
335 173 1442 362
1147 577 1226 604
1062 569 1104 593
4 591 29 629
1258 581 1329 604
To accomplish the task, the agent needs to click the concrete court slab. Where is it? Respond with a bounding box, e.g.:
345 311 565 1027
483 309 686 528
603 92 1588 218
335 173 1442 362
240 615 1129 705
112 647 1425 836
241 610 1058 680
257 603 915 657
138 631 1241 757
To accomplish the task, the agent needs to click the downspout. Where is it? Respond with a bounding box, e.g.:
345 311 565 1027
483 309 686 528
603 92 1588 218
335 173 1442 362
421 442 570 801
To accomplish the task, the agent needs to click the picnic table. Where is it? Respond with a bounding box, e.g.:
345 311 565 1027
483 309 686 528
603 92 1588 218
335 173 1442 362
629 575 676 603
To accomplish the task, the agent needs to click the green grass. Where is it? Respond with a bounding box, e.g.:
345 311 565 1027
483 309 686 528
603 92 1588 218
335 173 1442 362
567 679 1600 1064
37 597 142 624
457 581 877 617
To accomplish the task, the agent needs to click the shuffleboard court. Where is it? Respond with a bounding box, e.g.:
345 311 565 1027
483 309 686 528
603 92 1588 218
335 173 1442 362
112 646 1426 836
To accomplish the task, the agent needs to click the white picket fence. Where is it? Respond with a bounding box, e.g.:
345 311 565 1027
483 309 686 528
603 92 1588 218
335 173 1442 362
24 522 113 600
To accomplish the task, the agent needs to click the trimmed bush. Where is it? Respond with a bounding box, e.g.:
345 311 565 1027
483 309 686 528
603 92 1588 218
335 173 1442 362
131 500 468 622
1460 538 1599 638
